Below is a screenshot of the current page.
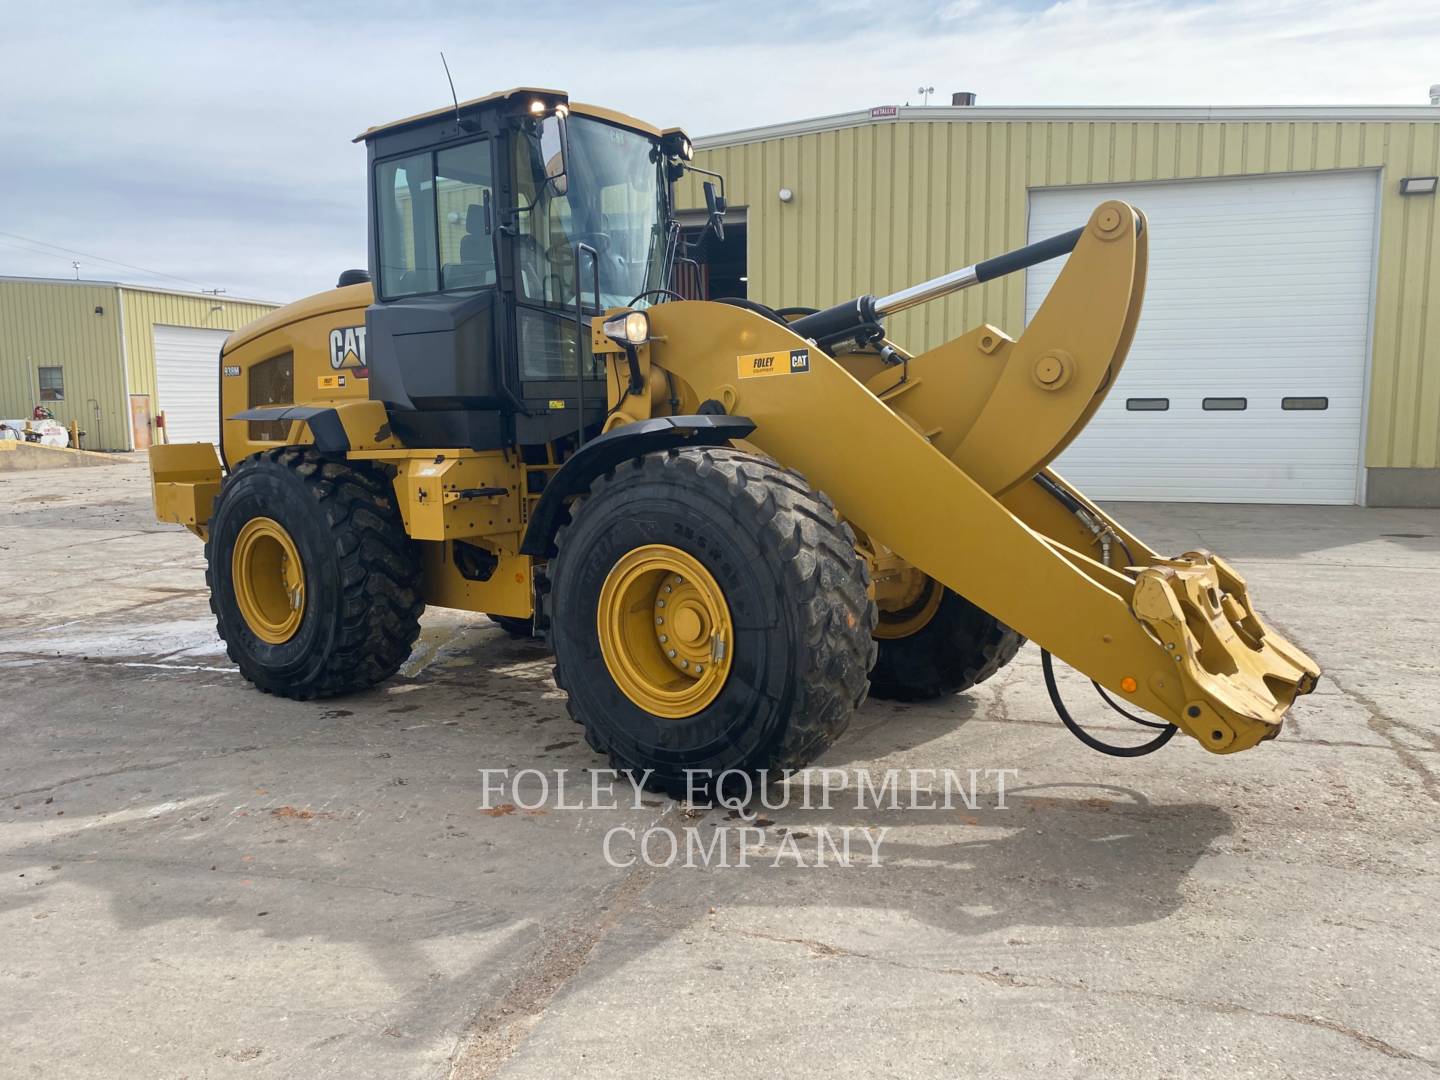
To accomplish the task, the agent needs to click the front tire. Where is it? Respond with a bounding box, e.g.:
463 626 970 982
868 583 1023 702
548 448 876 796
206 447 424 699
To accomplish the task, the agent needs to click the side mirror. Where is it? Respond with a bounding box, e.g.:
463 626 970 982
540 113 569 197
703 180 726 241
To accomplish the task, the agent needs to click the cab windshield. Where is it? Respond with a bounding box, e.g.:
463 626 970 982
512 114 667 311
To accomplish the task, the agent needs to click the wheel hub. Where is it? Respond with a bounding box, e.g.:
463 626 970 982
873 569 943 640
597 544 733 719
232 516 305 644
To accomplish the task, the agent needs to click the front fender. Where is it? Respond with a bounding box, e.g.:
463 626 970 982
519 414 756 558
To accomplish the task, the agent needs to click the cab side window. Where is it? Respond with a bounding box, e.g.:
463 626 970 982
376 140 494 299
377 152 436 298
436 142 496 291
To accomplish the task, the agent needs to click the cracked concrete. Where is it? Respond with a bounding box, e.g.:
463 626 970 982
1 458 1437 1079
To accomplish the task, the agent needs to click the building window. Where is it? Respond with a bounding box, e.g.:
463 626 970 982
38 366 64 401
1126 397 1169 411
1282 396 1329 411
1202 397 1247 411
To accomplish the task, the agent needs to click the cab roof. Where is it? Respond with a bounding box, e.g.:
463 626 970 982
354 86 677 143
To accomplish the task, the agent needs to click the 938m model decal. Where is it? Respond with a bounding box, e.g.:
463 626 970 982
328 326 368 375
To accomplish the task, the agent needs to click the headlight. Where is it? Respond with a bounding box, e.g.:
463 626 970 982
602 310 650 346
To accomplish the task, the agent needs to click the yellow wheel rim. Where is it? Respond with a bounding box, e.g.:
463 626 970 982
232 517 306 644
597 544 733 719
874 572 943 640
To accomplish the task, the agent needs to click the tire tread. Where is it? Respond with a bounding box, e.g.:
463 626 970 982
205 447 424 700
550 447 877 790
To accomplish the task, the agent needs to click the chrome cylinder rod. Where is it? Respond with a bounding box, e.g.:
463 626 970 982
787 225 1086 348
874 264 979 317
875 225 1083 318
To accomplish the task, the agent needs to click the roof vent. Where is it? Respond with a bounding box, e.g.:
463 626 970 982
1430 84 1440 105
952 92 977 107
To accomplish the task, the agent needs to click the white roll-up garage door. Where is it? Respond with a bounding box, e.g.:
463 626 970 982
1026 171 1377 504
153 325 231 446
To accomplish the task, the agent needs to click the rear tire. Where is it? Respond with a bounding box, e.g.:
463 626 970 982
206 447 424 699
548 448 876 797
868 585 1023 702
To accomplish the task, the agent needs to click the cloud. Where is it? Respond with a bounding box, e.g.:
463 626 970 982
1 0 1435 300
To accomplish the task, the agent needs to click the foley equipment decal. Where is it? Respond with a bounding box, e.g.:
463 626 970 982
737 348 811 379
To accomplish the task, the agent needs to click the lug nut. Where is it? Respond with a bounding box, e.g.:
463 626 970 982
659 635 668 643
667 649 677 658
681 660 689 669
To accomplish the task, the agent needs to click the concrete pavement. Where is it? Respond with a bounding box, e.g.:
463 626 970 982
1 456 1436 1078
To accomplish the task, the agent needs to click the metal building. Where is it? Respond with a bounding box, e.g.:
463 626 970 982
679 103 1440 506
0 278 277 451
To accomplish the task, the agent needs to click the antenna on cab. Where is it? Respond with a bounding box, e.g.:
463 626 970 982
440 52 460 126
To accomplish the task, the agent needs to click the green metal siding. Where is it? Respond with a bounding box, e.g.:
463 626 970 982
682 117 1440 471
0 281 127 451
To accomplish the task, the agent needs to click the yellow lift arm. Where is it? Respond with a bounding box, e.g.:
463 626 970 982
614 201 1319 753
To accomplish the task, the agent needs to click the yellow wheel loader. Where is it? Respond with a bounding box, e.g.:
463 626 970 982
150 87 1320 794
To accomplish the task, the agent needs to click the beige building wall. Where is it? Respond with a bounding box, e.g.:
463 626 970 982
681 108 1440 484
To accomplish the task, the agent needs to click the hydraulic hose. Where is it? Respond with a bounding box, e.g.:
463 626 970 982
1041 650 1177 757
1034 473 1137 570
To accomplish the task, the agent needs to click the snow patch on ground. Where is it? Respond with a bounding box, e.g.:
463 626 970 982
3 616 227 661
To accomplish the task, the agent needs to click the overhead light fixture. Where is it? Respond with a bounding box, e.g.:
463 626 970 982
1399 175 1437 195
660 130 693 161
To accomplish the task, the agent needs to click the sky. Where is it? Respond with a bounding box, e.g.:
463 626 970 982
1 0 1436 302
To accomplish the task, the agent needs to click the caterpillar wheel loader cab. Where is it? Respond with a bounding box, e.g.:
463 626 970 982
149 86 1320 795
